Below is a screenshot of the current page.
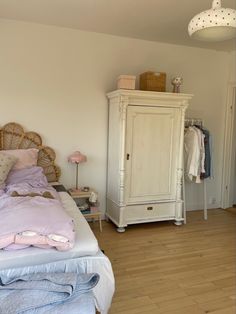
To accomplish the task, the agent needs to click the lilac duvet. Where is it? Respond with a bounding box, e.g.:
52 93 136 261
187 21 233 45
0 167 75 251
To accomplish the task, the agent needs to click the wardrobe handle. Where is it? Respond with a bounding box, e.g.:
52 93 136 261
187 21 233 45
147 206 153 211
126 154 130 160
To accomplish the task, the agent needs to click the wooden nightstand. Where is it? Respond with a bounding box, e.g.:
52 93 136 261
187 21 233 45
68 188 102 232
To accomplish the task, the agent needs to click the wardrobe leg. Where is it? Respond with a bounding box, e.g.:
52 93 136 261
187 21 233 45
117 227 126 233
174 220 183 226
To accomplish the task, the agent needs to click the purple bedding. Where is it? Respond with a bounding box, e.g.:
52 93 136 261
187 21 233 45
0 167 75 251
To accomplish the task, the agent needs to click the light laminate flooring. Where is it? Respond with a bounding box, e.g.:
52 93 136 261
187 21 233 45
92 208 236 314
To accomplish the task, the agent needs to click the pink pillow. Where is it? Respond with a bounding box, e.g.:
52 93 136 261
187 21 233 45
1 148 39 170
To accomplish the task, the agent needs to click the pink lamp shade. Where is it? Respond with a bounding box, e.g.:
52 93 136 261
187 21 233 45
68 151 87 191
68 151 87 164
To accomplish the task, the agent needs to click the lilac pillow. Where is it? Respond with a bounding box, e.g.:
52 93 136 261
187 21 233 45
1 148 39 170
6 166 48 187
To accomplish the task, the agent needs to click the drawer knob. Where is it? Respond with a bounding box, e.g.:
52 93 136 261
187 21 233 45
147 206 153 211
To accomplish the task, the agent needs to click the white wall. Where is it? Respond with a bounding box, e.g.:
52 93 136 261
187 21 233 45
0 19 231 212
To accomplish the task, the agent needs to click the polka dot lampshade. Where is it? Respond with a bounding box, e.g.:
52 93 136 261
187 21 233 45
188 0 236 41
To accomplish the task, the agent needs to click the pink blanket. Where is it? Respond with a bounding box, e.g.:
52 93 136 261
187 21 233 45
0 167 75 251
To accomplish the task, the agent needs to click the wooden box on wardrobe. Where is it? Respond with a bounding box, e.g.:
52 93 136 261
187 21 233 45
106 89 193 232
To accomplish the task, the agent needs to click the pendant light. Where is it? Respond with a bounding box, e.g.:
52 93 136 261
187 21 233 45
188 0 236 41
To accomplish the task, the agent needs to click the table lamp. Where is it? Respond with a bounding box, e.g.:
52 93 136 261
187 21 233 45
68 151 87 191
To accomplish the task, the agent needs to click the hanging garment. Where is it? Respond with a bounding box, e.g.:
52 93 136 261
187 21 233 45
193 126 205 177
184 126 205 183
201 128 211 179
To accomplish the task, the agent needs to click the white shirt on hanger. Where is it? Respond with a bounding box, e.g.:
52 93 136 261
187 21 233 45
184 126 205 183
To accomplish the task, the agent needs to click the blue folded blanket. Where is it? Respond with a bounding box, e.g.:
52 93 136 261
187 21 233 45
0 272 99 314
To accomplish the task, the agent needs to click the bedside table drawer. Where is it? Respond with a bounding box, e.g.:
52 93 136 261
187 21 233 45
125 202 175 221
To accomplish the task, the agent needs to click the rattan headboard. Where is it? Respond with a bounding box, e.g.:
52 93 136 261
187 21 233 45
0 122 60 182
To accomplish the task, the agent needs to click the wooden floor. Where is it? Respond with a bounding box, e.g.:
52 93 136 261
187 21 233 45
92 208 236 314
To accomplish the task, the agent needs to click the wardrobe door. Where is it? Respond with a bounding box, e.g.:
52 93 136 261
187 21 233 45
125 105 178 203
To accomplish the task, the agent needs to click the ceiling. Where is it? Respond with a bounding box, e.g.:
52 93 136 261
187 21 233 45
0 0 235 51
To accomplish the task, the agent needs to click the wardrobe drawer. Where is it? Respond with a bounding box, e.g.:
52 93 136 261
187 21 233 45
125 202 175 221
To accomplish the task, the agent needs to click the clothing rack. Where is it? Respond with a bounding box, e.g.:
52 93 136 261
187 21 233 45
184 118 203 128
183 118 208 222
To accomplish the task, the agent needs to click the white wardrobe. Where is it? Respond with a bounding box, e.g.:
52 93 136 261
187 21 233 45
106 89 193 232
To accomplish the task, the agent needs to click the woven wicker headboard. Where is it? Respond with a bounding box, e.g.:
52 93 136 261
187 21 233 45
0 122 60 182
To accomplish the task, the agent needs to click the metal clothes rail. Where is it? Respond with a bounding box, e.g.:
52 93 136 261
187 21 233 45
183 118 208 223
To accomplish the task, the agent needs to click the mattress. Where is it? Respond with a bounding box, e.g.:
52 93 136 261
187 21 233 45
0 191 99 270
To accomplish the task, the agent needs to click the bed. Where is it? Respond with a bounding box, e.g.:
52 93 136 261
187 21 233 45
0 122 115 314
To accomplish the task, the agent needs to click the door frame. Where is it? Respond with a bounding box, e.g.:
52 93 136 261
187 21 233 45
221 82 236 209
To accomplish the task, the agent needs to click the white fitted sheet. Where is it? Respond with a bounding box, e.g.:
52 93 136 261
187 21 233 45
0 191 99 270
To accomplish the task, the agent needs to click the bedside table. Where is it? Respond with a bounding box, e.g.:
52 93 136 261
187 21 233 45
68 188 102 232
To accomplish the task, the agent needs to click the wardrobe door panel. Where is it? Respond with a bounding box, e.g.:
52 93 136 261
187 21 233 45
125 106 177 203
